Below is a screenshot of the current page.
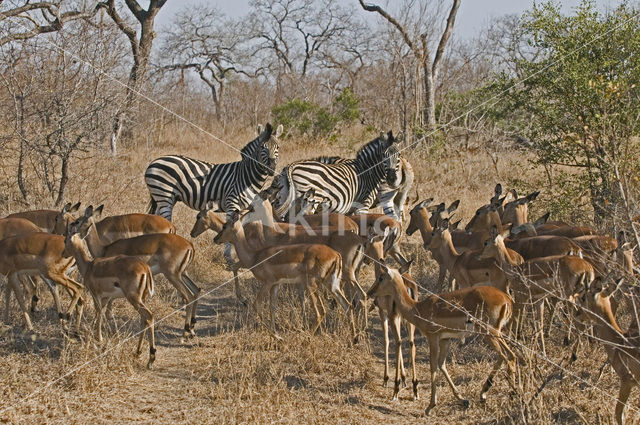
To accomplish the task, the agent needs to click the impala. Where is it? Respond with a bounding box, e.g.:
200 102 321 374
406 199 487 290
6 202 81 234
368 265 517 415
70 206 199 340
63 220 156 368
573 276 639 425
500 189 540 227
88 205 176 244
480 226 595 353
370 260 418 401
350 213 409 267
214 211 350 339
0 232 83 331
0 217 64 316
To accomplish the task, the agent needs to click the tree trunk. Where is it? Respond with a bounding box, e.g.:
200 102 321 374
55 156 69 207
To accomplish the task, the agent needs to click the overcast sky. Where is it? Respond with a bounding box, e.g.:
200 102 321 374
155 0 619 40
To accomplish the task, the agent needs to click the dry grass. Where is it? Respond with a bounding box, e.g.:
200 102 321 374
0 126 638 424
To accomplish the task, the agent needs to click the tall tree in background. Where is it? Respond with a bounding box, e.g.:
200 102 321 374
97 0 167 156
358 0 460 131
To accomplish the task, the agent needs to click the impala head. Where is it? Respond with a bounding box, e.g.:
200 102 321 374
428 218 453 252
406 198 434 236
465 202 502 233
190 210 224 238
479 225 505 260
502 191 539 227
573 276 624 324
247 123 283 176
510 222 537 239
363 226 390 268
367 264 405 299
63 206 95 257
52 201 82 235
213 211 241 244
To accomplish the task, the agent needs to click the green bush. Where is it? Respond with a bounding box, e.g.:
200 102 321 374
272 88 360 139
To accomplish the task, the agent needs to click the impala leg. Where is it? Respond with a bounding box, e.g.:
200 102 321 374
408 321 419 400
41 277 63 319
95 298 107 343
4 279 11 325
181 272 201 334
9 274 33 331
167 273 196 341
438 339 468 407
26 276 40 313
391 312 406 401
380 306 390 388
614 377 634 425
480 336 507 402
132 299 155 369
310 290 327 335
425 336 440 416
538 301 547 357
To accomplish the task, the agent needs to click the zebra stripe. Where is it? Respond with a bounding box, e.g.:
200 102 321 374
271 131 400 219
145 124 281 221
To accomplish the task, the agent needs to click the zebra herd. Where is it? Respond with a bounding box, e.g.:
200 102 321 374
144 124 412 224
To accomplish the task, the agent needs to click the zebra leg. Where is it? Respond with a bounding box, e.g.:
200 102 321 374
154 199 174 221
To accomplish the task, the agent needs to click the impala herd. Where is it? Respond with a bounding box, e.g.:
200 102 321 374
1 183 639 424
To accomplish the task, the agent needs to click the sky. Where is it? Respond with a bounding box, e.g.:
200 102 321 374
155 0 619 40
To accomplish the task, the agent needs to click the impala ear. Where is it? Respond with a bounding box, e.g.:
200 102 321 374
399 259 413 274
447 200 460 213
526 191 540 202
534 212 550 227
69 202 81 213
494 183 503 197
441 218 450 230
451 219 461 230
84 205 93 218
94 204 104 218
62 202 71 213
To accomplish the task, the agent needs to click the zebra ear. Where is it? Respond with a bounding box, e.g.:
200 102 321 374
260 123 273 142
256 124 263 137
275 124 284 138
379 131 386 141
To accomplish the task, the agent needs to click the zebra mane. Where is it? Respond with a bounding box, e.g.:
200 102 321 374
355 134 390 159
239 136 263 158
311 156 350 164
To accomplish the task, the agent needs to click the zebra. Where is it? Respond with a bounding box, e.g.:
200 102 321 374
270 131 401 220
300 156 414 223
145 123 283 221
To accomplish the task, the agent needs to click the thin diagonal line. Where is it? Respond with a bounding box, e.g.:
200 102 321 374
0 18 277 175
355 9 640 178
0 249 282 415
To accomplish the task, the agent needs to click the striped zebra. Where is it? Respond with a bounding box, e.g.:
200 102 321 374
271 131 401 220
145 123 283 221
302 156 413 223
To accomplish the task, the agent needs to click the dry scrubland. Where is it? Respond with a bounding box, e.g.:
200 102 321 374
0 127 637 424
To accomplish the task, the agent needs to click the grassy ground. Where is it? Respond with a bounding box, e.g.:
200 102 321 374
0 129 637 424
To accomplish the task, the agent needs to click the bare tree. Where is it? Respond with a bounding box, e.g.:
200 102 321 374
159 6 259 121
248 0 354 98
96 0 167 156
0 0 98 46
358 0 461 129
0 21 122 205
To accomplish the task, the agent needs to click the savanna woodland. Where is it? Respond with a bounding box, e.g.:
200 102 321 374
1 0 640 424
